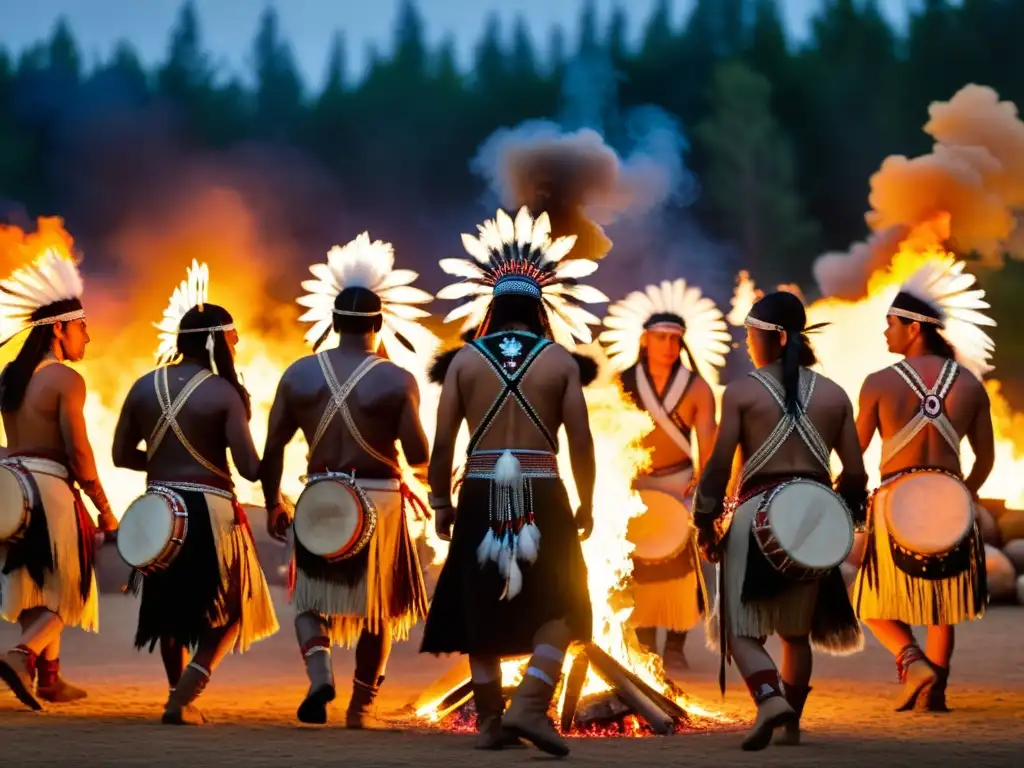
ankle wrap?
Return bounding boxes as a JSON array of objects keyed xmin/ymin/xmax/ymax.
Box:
[
  {"xmin": 301, "ymin": 635, "xmax": 331, "ymax": 659},
  {"xmin": 36, "ymin": 657, "xmax": 60, "ymax": 687},
  {"xmin": 744, "ymin": 669, "xmax": 783, "ymax": 704},
  {"xmin": 12, "ymin": 645, "xmax": 37, "ymax": 678},
  {"xmin": 896, "ymin": 644, "xmax": 925, "ymax": 684}
]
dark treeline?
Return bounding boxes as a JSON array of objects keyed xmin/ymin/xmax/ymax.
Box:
[{"xmin": 2, "ymin": 0, "xmax": 1024, "ymax": 382}]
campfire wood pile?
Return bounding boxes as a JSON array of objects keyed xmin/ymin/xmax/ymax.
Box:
[{"xmin": 414, "ymin": 643, "xmax": 698, "ymax": 736}]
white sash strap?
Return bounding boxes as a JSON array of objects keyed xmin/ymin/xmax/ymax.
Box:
[
  {"xmin": 309, "ymin": 353, "xmax": 399, "ymax": 472},
  {"xmin": 147, "ymin": 367, "xmax": 232, "ymax": 481},
  {"xmin": 740, "ymin": 369, "xmax": 829, "ymax": 487},
  {"xmin": 636, "ymin": 364, "xmax": 692, "ymax": 457},
  {"xmin": 881, "ymin": 359, "xmax": 961, "ymax": 466}
]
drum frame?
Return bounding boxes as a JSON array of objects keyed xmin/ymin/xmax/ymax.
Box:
[
  {"xmin": 117, "ymin": 486, "xmax": 189, "ymax": 576},
  {"xmin": 878, "ymin": 468, "xmax": 977, "ymax": 580},
  {"xmin": 0, "ymin": 460, "xmax": 37, "ymax": 545},
  {"xmin": 752, "ymin": 479, "xmax": 854, "ymax": 581},
  {"xmin": 294, "ymin": 474, "xmax": 378, "ymax": 563}
]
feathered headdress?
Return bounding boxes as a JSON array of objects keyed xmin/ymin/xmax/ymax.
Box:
[
  {"xmin": 0, "ymin": 247, "xmax": 86, "ymax": 348},
  {"xmin": 599, "ymin": 279, "xmax": 732, "ymax": 385},
  {"xmin": 296, "ymin": 233, "xmax": 438, "ymax": 370},
  {"xmin": 436, "ymin": 207, "xmax": 608, "ymax": 349},
  {"xmin": 154, "ymin": 259, "xmax": 233, "ymax": 366},
  {"xmin": 888, "ymin": 258, "xmax": 996, "ymax": 376}
]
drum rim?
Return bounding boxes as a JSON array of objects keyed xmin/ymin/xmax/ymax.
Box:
[
  {"xmin": 116, "ymin": 487, "xmax": 185, "ymax": 567},
  {"xmin": 0, "ymin": 463, "xmax": 32, "ymax": 540},
  {"xmin": 629, "ymin": 487, "xmax": 694, "ymax": 563},
  {"xmin": 294, "ymin": 476, "xmax": 378, "ymax": 560},
  {"xmin": 882, "ymin": 470, "xmax": 974, "ymax": 554},
  {"xmin": 760, "ymin": 478, "xmax": 854, "ymax": 569}
]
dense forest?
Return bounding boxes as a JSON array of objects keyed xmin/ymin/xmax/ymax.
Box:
[{"xmin": 2, "ymin": 0, "xmax": 1023, "ymax": 386}]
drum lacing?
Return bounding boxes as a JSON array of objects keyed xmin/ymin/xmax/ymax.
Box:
[
  {"xmin": 881, "ymin": 360, "xmax": 961, "ymax": 466},
  {"xmin": 740, "ymin": 368, "xmax": 831, "ymax": 488}
]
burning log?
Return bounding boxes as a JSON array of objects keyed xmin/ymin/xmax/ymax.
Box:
[
  {"xmin": 415, "ymin": 643, "xmax": 694, "ymax": 736},
  {"xmin": 585, "ymin": 644, "xmax": 673, "ymax": 735},
  {"xmin": 559, "ymin": 648, "xmax": 590, "ymax": 732}
]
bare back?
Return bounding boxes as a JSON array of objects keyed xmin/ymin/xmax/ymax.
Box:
[
  {"xmin": 454, "ymin": 342, "xmax": 572, "ymax": 452},
  {"xmin": 860, "ymin": 355, "xmax": 988, "ymax": 476},
  {"xmin": 113, "ymin": 362, "xmax": 259, "ymax": 485},
  {"xmin": 1, "ymin": 361, "xmax": 71, "ymax": 459},
  {"xmin": 733, "ymin": 366, "xmax": 852, "ymax": 479},
  {"xmin": 274, "ymin": 348, "xmax": 427, "ymax": 477}
]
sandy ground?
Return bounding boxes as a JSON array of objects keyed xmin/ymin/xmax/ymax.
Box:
[{"xmin": 1, "ymin": 585, "xmax": 1022, "ymax": 767}]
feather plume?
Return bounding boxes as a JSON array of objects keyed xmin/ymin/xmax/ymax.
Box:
[
  {"xmin": 436, "ymin": 206, "xmax": 608, "ymax": 350},
  {"xmin": 153, "ymin": 259, "xmax": 212, "ymax": 364},
  {"xmin": 0, "ymin": 246, "xmax": 86, "ymax": 348},
  {"xmin": 598, "ymin": 278, "xmax": 732, "ymax": 386},
  {"xmin": 895, "ymin": 258, "xmax": 996, "ymax": 376},
  {"xmin": 297, "ymin": 232, "xmax": 439, "ymax": 370}
]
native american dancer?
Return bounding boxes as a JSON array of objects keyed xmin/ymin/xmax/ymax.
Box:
[
  {"xmin": 421, "ymin": 207, "xmax": 606, "ymax": 757},
  {"xmin": 599, "ymin": 279, "xmax": 730, "ymax": 673},
  {"xmin": 0, "ymin": 245, "xmax": 116, "ymax": 709},
  {"xmin": 853, "ymin": 261, "xmax": 995, "ymax": 713},
  {"xmin": 111, "ymin": 261, "xmax": 278, "ymax": 725},
  {"xmin": 693, "ymin": 291, "xmax": 867, "ymax": 751},
  {"xmin": 261, "ymin": 234, "xmax": 436, "ymax": 728}
]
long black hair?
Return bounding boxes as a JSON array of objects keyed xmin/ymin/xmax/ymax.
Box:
[
  {"xmin": 747, "ymin": 291, "xmax": 819, "ymax": 416},
  {"xmin": 0, "ymin": 298, "xmax": 83, "ymax": 412},
  {"xmin": 176, "ymin": 304, "xmax": 251, "ymax": 420}
]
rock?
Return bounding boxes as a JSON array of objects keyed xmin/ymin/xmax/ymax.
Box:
[
  {"xmin": 997, "ymin": 510, "xmax": 1024, "ymax": 547},
  {"xmin": 975, "ymin": 503, "xmax": 1001, "ymax": 548},
  {"xmin": 1018, "ymin": 575, "xmax": 1024, "ymax": 606},
  {"xmin": 985, "ymin": 545, "xmax": 1017, "ymax": 602},
  {"xmin": 1003, "ymin": 539, "xmax": 1024, "ymax": 574}
]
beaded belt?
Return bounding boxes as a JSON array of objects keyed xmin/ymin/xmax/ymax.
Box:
[{"xmin": 464, "ymin": 449, "xmax": 559, "ymax": 479}]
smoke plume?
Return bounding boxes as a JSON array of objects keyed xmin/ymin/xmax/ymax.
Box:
[
  {"xmin": 814, "ymin": 84, "xmax": 1024, "ymax": 299},
  {"xmin": 471, "ymin": 56, "xmax": 696, "ymax": 263}
]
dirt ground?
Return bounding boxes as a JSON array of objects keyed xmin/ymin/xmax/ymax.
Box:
[{"xmin": 1, "ymin": 587, "xmax": 1022, "ymax": 767}]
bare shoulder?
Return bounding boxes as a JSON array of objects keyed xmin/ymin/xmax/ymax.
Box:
[
  {"xmin": 721, "ymin": 374, "xmax": 758, "ymax": 408},
  {"xmin": 281, "ymin": 353, "xmax": 321, "ymax": 385},
  {"xmin": 688, "ymin": 373, "xmax": 715, "ymax": 399},
  {"xmin": 44, "ymin": 362, "xmax": 86, "ymax": 395},
  {"xmin": 810, "ymin": 371, "xmax": 854, "ymax": 408},
  {"xmin": 377, "ymin": 358, "xmax": 418, "ymax": 391}
]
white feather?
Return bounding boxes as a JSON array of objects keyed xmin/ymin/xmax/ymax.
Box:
[
  {"xmin": 297, "ymin": 232, "xmax": 438, "ymax": 357},
  {"xmin": 599, "ymin": 278, "xmax": 732, "ymax": 384},
  {"xmin": 896, "ymin": 258, "xmax": 996, "ymax": 376}
]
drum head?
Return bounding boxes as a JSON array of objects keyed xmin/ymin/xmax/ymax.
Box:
[
  {"xmin": 628, "ymin": 488, "xmax": 693, "ymax": 562},
  {"xmin": 886, "ymin": 472, "xmax": 973, "ymax": 555},
  {"xmin": 0, "ymin": 464, "xmax": 27, "ymax": 541},
  {"xmin": 117, "ymin": 493, "xmax": 175, "ymax": 568},
  {"xmin": 766, "ymin": 481, "xmax": 853, "ymax": 569},
  {"xmin": 294, "ymin": 480, "xmax": 366, "ymax": 558}
]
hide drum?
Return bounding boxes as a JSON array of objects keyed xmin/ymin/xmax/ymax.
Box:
[
  {"xmin": 0, "ymin": 461, "xmax": 34, "ymax": 544},
  {"xmin": 116, "ymin": 488, "xmax": 189, "ymax": 575},
  {"xmin": 293, "ymin": 478, "xmax": 377, "ymax": 562},
  {"xmin": 1002, "ymin": 539, "xmax": 1024, "ymax": 574},
  {"xmin": 753, "ymin": 479, "xmax": 854, "ymax": 581},
  {"xmin": 627, "ymin": 488, "xmax": 693, "ymax": 563},
  {"xmin": 886, "ymin": 472, "xmax": 974, "ymax": 555}
]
